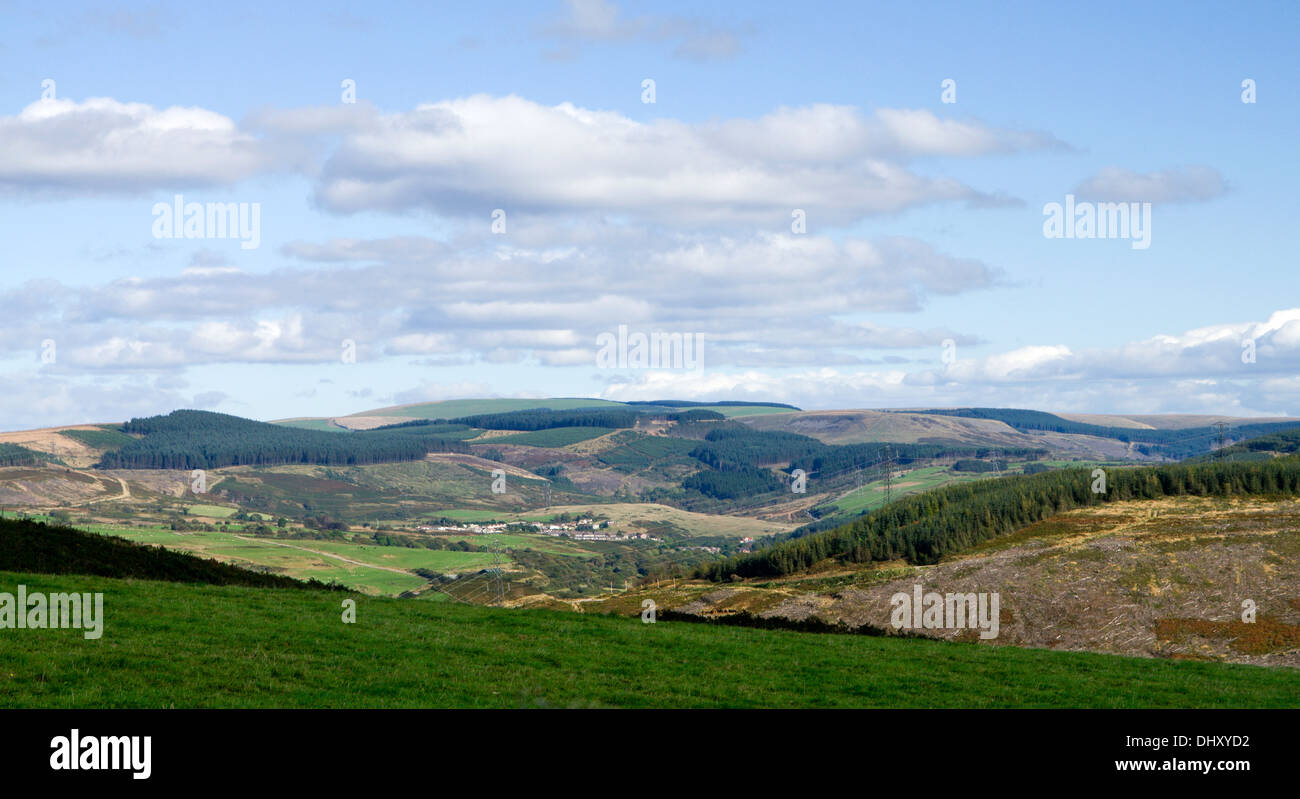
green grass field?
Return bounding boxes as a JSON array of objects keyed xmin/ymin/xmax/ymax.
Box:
[
  {"xmin": 74, "ymin": 523, "xmax": 496, "ymax": 595},
  {"xmin": 816, "ymin": 466, "xmax": 989, "ymax": 518},
  {"xmin": 819, "ymin": 461, "xmax": 1129, "ymax": 520},
  {"xmin": 272, "ymin": 418, "xmax": 350, "ymax": 433},
  {"xmin": 468, "ymin": 533, "xmax": 595, "ymax": 556},
  {"xmin": 2, "ymin": 569, "xmax": 1296, "ymax": 708},
  {"xmin": 186, "ymin": 503, "xmax": 237, "ymax": 518},
  {"xmin": 57, "ymin": 426, "xmax": 137, "ymax": 450},
  {"xmin": 693, "ymin": 405, "xmax": 797, "ymax": 417}
]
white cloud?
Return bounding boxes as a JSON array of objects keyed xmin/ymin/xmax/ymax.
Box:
[
  {"xmin": 546, "ymin": 0, "xmax": 745, "ymax": 62},
  {"xmin": 3, "ymin": 231, "xmax": 996, "ymax": 371},
  {"xmin": 0, "ymin": 371, "xmax": 217, "ymax": 430},
  {"xmin": 0, "ymin": 98, "xmax": 270, "ymax": 193},
  {"xmin": 598, "ymin": 309, "xmax": 1300, "ymax": 416},
  {"xmin": 1074, "ymin": 165, "xmax": 1228, "ymax": 204},
  {"xmin": 0, "ymin": 92, "xmax": 1056, "ymax": 222},
  {"xmin": 311, "ymin": 95, "xmax": 1055, "ymax": 222}
]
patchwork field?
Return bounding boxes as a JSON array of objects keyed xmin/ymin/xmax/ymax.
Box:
[{"xmin": 73, "ymin": 523, "xmax": 497, "ymax": 595}]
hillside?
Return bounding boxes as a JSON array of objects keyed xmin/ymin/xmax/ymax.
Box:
[
  {"xmin": 3, "ymin": 401, "xmax": 1297, "ymax": 607},
  {"xmin": 0, "ymin": 424, "xmax": 122, "ymax": 468},
  {"xmin": 601, "ymin": 494, "xmax": 1300, "ymax": 668},
  {"xmin": 279, "ymin": 397, "xmax": 800, "ymax": 431},
  {"xmin": 580, "ymin": 457, "xmax": 1300, "ymax": 668},
  {"xmin": 101, "ymin": 410, "xmax": 471, "ymax": 469},
  {"xmin": 1191, "ymin": 427, "xmax": 1300, "ymax": 462},
  {"xmin": 2, "ymin": 568, "xmax": 1296, "ymax": 708},
  {"xmin": 704, "ymin": 458, "xmax": 1300, "ymax": 579},
  {"xmin": 4, "ymin": 408, "xmax": 1300, "ymax": 708},
  {"xmin": 740, "ymin": 408, "xmax": 1300, "ymax": 461},
  {"xmin": 911, "ymin": 408, "xmax": 1300, "ymax": 459},
  {"xmin": 0, "ymin": 515, "xmax": 338, "ymax": 589}
]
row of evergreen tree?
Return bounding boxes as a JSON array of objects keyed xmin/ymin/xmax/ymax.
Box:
[
  {"xmin": 682, "ymin": 466, "xmax": 786, "ymax": 499},
  {"xmin": 0, "ymin": 443, "xmax": 51, "ymax": 467},
  {"xmin": 687, "ymin": 425, "xmax": 1044, "ymax": 474},
  {"xmin": 448, "ymin": 407, "xmax": 642, "ymax": 431},
  {"xmin": 100, "ymin": 410, "xmax": 469, "ymax": 469},
  {"xmin": 699, "ymin": 458, "xmax": 1300, "ymax": 580}
]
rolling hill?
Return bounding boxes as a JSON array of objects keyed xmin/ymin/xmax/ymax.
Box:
[
  {"xmin": 4, "ymin": 412, "xmax": 1300, "ymax": 708},
  {"xmin": 0, "ymin": 515, "xmax": 340, "ymax": 590},
  {"xmin": 3, "ymin": 401, "xmax": 1298, "ymax": 608},
  {"xmin": 3, "ymin": 566, "xmax": 1297, "ymax": 707}
]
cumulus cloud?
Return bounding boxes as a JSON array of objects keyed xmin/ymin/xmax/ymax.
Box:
[
  {"xmin": 4, "ymin": 231, "xmax": 994, "ymax": 371},
  {"xmin": 0, "ymin": 98, "xmax": 272, "ymax": 194},
  {"xmin": 1074, "ymin": 165, "xmax": 1228, "ymax": 204},
  {"xmin": 388, "ymin": 381, "xmax": 500, "ymax": 405},
  {"xmin": 0, "ymin": 371, "xmax": 218, "ymax": 429},
  {"xmin": 545, "ymin": 0, "xmax": 746, "ymax": 62},
  {"xmin": 593, "ymin": 309, "xmax": 1300, "ymax": 416},
  {"xmin": 920, "ymin": 310, "xmax": 1300, "ymax": 386},
  {"xmin": 0, "ymin": 91, "xmax": 1057, "ymax": 223},
  {"xmin": 310, "ymin": 95, "xmax": 1056, "ymax": 222}
]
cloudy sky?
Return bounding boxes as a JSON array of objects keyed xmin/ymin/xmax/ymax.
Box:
[{"xmin": 2, "ymin": 0, "xmax": 1298, "ymax": 429}]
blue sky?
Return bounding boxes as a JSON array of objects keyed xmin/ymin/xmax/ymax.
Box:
[{"xmin": 1, "ymin": 0, "xmax": 1297, "ymax": 428}]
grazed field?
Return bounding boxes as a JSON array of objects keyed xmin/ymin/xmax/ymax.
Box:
[
  {"xmin": 427, "ymin": 502, "xmax": 793, "ymax": 539},
  {"xmin": 4, "ymin": 569, "xmax": 1297, "ymax": 708},
  {"xmin": 814, "ymin": 465, "xmax": 991, "ymax": 519},
  {"xmin": 75, "ymin": 523, "xmax": 496, "ymax": 595},
  {"xmin": 532, "ymin": 502, "xmax": 796, "ymax": 538}
]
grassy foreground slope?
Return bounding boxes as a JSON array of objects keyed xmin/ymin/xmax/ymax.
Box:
[{"xmin": 2, "ymin": 569, "xmax": 1297, "ymax": 708}]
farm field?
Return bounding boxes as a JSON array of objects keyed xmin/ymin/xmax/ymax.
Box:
[
  {"xmin": 426, "ymin": 502, "xmax": 794, "ymax": 539},
  {"xmin": 73, "ymin": 523, "xmax": 497, "ymax": 595},
  {"xmin": 815, "ymin": 466, "xmax": 988, "ymax": 518},
  {"xmin": 187, "ymin": 503, "xmax": 237, "ymax": 518},
  {"xmin": 3, "ymin": 568, "xmax": 1296, "ymax": 708},
  {"xmin": 438, "ymin": 532, "xmax": 595, "ymax": 557},
  {"xmin": 814, "ymin": 461, "xmax": 1139, "ymax": 521}
]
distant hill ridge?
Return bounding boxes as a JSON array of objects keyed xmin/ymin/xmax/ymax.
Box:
[
  {"xmin": 1186, "ymin": 427, "xmax": 1300, "ymax": 463},
  {"xmin": 98, "ymin": 410, "xmax": 470, "ymax": 470},
  {"xmin": 913, "ymin": 407, "xmax": 1300, "ymax": 459}
]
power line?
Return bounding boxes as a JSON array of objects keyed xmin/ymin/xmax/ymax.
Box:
[
  {"xmin": 878, "ymin": 444, "xmax": 895, "ymax": 505},
  {"xmin": 1213, "ymin": 421, "xmax": 1230, "ymax": 460},
  {"xmin": 488, "ymin": 534, "xmax": 506, "ymax": 606},
  {"xmin": 988, "ymin": 448, "xmax": 1003, "ymax": 478}
]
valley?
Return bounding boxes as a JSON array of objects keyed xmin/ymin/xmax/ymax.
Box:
[{"xmin": 3, "ymin": 397, "xmax": 1299, "ymax": 698}]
